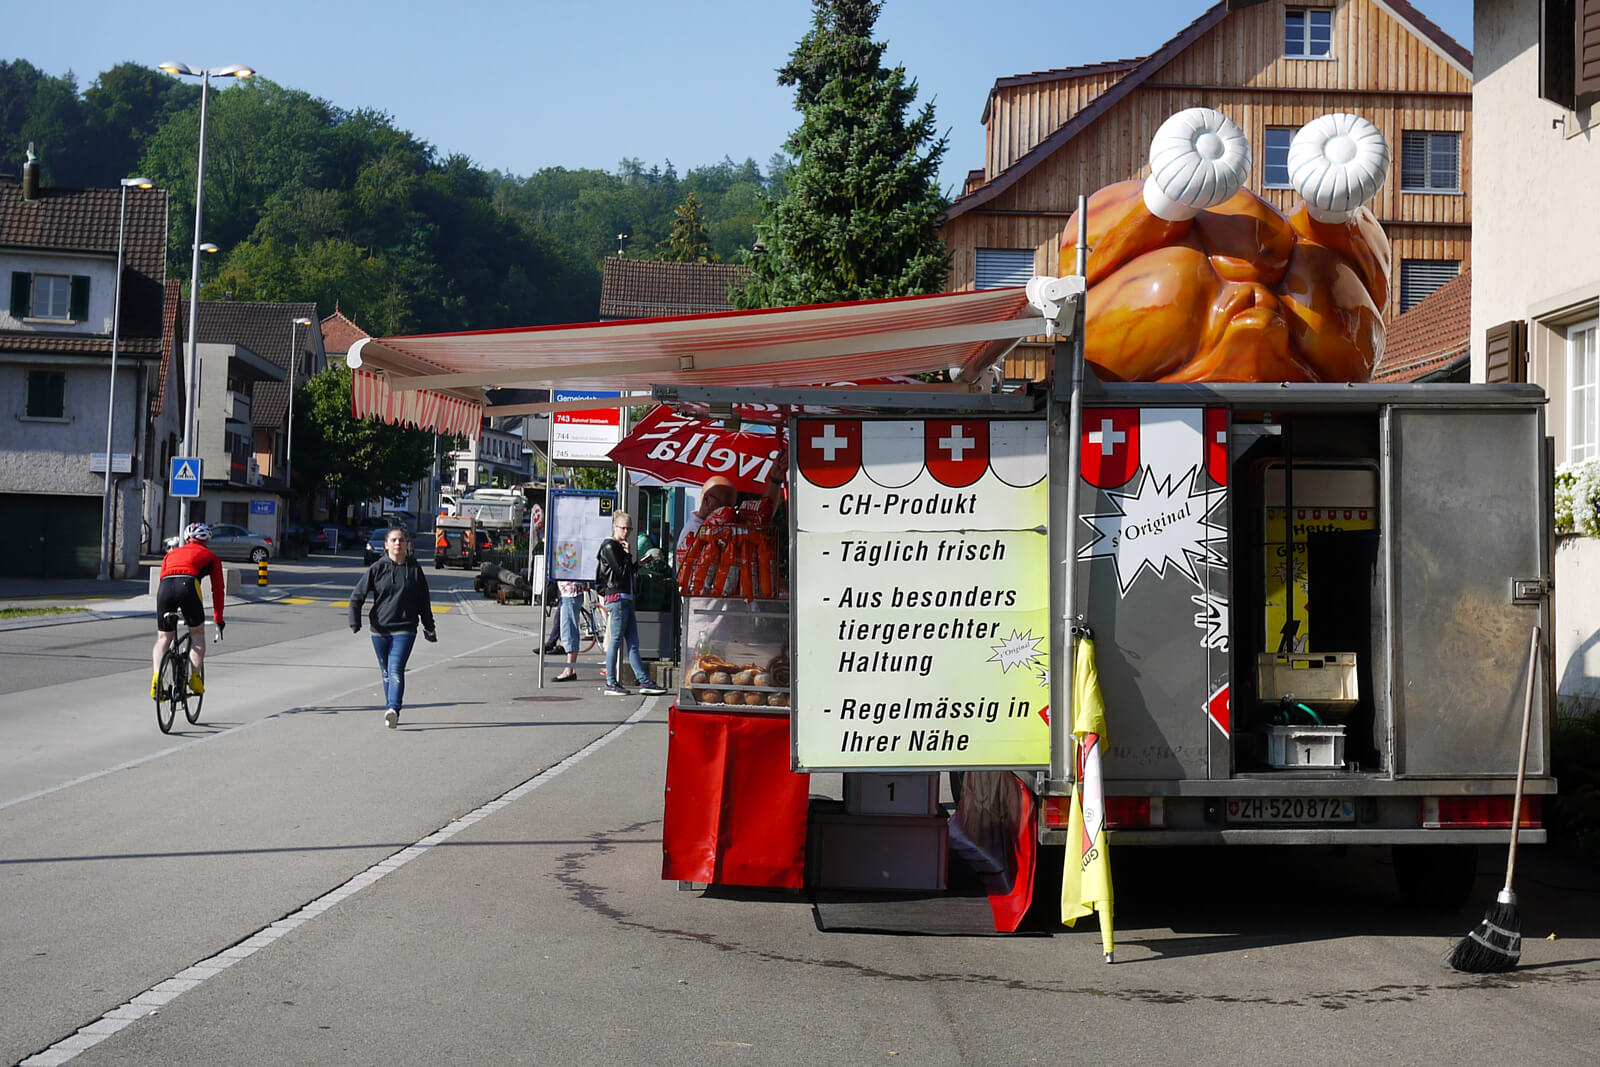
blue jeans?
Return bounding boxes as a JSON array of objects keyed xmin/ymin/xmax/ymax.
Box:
[
  {"xmin": 559, "ymin": 595, "xmax": 580, "ymax": 652},
  {"xmin": 604, "ymin": 597, "xmax": 651, "ymax": 688},
  {"xmin": 371, "ymin": 630, "xmax": 417, "ymax": 711}
]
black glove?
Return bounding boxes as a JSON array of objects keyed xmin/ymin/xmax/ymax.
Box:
[
  {"xmin": 351, "ymin": 624, "xmax": 361, "ymax": 633},
  {"xmin": 216, "ymin": 620, "xmax": 226, "ymax": 634},
  {"xmin": 423, "ymin": 630, "xmax": 437, "ymax": 643}
]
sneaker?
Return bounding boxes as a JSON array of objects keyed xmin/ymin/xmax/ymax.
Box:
[
  {"xmin": 602, "ymin": 683, "xmax": 629, "ymax": 696},
  {"xmin": 636, "ymin": 681, "xmax": 669, "ymax": 695},
  {"xmin": 385, "ymin": 708, "xmax": 399, "ymax": 729},
  {"xmin": 189, "ymin": 671, "xmax": 204, "ymax": 695},
  {"xmin": 150, "ymin": 672, "xmax": 162, "ymax": 700}
]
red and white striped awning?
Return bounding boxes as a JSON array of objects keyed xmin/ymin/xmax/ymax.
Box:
[
  {"xmin": 346, "ymin": 287, "xmax": 1055, "ymax": 436},
  {"xmin": 351, "ymin": 367, "xmax": 485, "ymax": 440}
]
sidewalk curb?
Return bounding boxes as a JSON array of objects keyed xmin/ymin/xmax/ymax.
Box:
[{"xmin": 0, "ymin": 589, "xmax": 293, "ymax": 633}]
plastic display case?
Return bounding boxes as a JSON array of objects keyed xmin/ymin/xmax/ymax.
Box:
[{"xmin": 678, "ymin": 597, "xmax": 791, "ymax": 713}]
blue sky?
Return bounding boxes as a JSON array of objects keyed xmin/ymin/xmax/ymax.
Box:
[{"xmin": 13, "ymin": 0, "xmax": 1472, "ymax": 195}]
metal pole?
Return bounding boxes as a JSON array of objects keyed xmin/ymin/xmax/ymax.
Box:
[
  {"xmin": 535, "ymin": 429, "xmax": 554, "ymax": 688},
  {"xmin": 285, "ymin": 317, "xmax": 310, "ymax": 495},
  {"xmin": 99, "ymin": 183, "xmax": 132, "ymax": 580},
  {"xmin": 178, "ymin": 69, "xmax": 211, "ymax": 532},
  {"xmin": 1052, "ymin": 194, "xmax": 1091, "ymax": 785}
]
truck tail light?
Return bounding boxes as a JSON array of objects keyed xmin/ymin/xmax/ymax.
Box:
[
  {"xmin": 1422, "ymin": 796, "xmax": 1542, "ymax": 829},
  {"xmin": 1042, "ymin": 795, "xmax": 1163, "ymax": 829}
]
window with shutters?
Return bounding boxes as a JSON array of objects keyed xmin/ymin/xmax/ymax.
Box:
[
  {"xmin": 1569, "ymin": 318, "xmax": 1599, "ymax": 462},
  {"xmin": 1263, "ymin": 127, "xmax": 1294, "ymax": 188},
  {"xmin": 974, "ymin": 249, "xmax": 1034, "ymax": 290},
  {"xmin": 25, "ymin": 370, "xmax": 66, "ymax": 419},
  {"xmin": 1541, "ymin": 0, "xmax": 1600, "ymax": 108},
  {"xmin": 1400, "ymin": 131, "xmax": 1461, "ymax": 193},
  {"xmin": 1399, "ymin": 260, "xmax": 1459, "ymax": 312},
  {"xmin": 1285, "ymin": 8, "xmax": 1333, "ymax": 58},
  {"xmin": 10, "ymin": 271, "xmax": 90, "ymax": 322}
]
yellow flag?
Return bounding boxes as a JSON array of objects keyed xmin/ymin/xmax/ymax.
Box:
[{"xmin": 1061, "ymin": 635, "xmax": 1114, "ymax": 960}]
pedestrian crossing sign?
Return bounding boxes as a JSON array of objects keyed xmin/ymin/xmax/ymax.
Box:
[{"xmin": 170, "ymin": 457, "xmax": 202, "ymax": 498}]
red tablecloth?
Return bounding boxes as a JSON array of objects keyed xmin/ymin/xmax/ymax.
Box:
[{"xmin": 662, "ymin": 705, "xmax": 810, "ymax": 888}]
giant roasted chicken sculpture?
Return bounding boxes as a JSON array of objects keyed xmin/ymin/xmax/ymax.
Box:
[{"xmin": 1061, "ymin": 109, "xmax": 1393, "ymax": 383}]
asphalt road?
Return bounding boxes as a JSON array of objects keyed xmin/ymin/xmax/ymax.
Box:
[{"xmin": 2, "ymin": 556, "xmax": 1599, "ymax": 1065}]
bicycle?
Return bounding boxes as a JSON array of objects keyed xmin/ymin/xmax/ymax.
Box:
[{"xmin": 155, "ymin": 612, "xmax": 220, "ymax": 733}]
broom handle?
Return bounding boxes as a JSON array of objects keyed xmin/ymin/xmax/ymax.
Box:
[{"xmin": 1503, "ymin": 625, "xmax": 1541, "ymax": 892}]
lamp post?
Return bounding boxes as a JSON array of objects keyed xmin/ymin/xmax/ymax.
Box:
[
  {"xmin": 284, "ymin": 316, "xmax": 313, "ymax": 494},
  {"xmin": 98, "ymin": 176, "xmax": 155, "ymax": 580},
  {"xmin": 160, "ymin": 60, "xmax": 253, "ymax": 530}
]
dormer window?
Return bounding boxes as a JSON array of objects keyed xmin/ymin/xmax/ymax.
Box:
[
  {"xmin": 1285, "ymin": 7, "xmax": 1333, "ymax": 59},
  {"xmin": 9, "ymin": 271, "xmax": 90, "ymax": 322}
]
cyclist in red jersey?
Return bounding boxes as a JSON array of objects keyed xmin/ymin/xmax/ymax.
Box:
[{"xmin": 152, "ymin": 523, "xmax": 226, "ymax": 698}]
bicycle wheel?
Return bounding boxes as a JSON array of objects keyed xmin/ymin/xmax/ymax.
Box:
[
  {"xmin": 156, "ymin": 653, "xmax": 180, "ymax": 733},
  {"xmin": 185, "ymin": 657, "xmax": 204, "ymax": 725},
  {"xmin": 575, "ymin": 607, "xmax": 599, "ymax": 654}
]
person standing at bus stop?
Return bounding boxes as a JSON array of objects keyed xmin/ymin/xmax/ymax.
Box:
[
  {"xmin": 596, "ymin": 512, "xmax": 669, "ymax": 697},
  {"xmin": 551, "ymin": 579, "xmax": 583, "ymax": 682},
  {"xmin": 350, "ymin": 527, "xmax": 437, "ymax": 728}
]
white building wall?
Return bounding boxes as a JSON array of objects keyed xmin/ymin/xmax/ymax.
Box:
[{"xmin": 1473, "ymin": 0, "xmax": 1600, "ymax": 714}]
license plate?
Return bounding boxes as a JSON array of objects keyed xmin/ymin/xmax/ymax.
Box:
[{"xmin": 1226, "ymin": 797, "xmax": 1354, "ymax": 823}]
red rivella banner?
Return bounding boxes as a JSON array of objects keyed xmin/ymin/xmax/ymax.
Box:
[{"xmin": 608, "ymin": 405, "xmax": 785, "ymax": 494}]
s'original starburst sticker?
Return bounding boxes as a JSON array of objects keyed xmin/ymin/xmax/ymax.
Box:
[
  {"xmin": 1080, "ymin": 465, "xmax": 1225, "ymax": 595},
  {"xmin": 988, "ymin": 629, "xmax": 1044, "ymax": 673}
]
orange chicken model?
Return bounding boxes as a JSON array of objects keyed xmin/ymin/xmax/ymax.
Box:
[{"xmin": 1060, "ymin": 108, "xmax": 1392, "ymax": 383}]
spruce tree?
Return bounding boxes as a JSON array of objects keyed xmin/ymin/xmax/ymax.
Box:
[
  {"xmin": 733, "ymin": 0, "xmax": 950, "ymax": 309},
  {"xmin": 658, "ymin": 190, "xmax": 719, "ymax": 263}
]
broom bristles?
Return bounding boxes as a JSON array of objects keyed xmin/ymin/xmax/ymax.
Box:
[{"xmin": 1447, "ymin": 893, "xmax": 1521, "ymax": 973}]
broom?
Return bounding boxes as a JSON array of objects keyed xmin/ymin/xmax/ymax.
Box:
[{"xmin": 1447, "ymin": 625, "xmax": 1540, "ymax": 973}]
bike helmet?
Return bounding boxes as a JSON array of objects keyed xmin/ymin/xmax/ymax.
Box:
[{"xmin": 183, "ymin": 522, "xmax": 212, "ymax": 543}]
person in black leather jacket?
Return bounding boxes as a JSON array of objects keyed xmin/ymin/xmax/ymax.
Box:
[
  {"xmin": 350, "ymin": 527, "xmax": 437, "ymax": 728},
  {"xmin": 595, "ymin": 512, "xmax": 667, "ymax": 696}
]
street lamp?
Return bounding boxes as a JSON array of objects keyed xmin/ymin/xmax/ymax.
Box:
[
  {"xmin": 98, "ymin": 176, "xmax": 154, "ymax": 580},
  {"xmin": 284, "ymin": 316, "xmax": 313, "ymax": 494},
  {"xmin": 160, "ymin": 60, "xmax": 254, "ymax": 530}
]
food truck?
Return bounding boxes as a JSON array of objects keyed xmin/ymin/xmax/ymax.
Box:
[{"xmin": 344, "ymin": 109, "xmax": 1554, "ymax": 924}]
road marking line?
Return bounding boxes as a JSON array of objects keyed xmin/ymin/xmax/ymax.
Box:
[
  {"xmin": 1, "ymin": 594, "xmax": 512, "ymax": 813},
  {"xmin": 20, "ymin": 695, "xmax": 662, "ymax": 1066}
]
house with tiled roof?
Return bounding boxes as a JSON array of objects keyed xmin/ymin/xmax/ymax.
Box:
[
  {"xmin": 597, "ymin": 255, "xmax": 751, "ymax": 553},
  {"xmin": 0, "ymin": 152, "xmax": 173, "ymax": 578},
  {"xmin": 1372, "ymin": 268, "xmax": 1470, "ymax": 382},
  {"xmin": 941, "ymin": 0, "xmax": 1472, "ymax": 381},
  {"xmin": 178, "ymin": 298, "xmax": 324, "ymax": 539}
]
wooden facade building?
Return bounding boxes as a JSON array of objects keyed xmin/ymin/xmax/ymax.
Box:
[{"xmin": 940, "ymin": 0, "xmax": 1472, "ymax": 380}]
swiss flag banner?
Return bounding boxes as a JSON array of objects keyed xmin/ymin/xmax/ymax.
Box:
[
  {"xmin": 796, "ymin": 420, "xmax": 862, "ymax": 488},
  {"xmin": 1081, "ymin": 409, "xmax": 1140, "ymax": 489},
  {"xmin": 923, "ymin": 420, "xmax": 990, "ymax": 488},
  {"xmin": 1205, "ymin": 408, "xmax": 1229, "ymax": 487}
]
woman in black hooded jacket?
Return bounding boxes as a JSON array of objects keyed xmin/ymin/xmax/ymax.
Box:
[{"xmin": 350, "ymin": 527, "xmax": 436, "ymax": 728}]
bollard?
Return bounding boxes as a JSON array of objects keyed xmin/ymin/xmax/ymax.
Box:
[{"xmin": 257, "ymin": 559, "xmax": 268, "ymax": 586}]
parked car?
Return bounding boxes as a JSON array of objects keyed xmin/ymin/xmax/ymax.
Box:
[
  {"xmin": 165, "ymin": 523, "xmax": 274, "ymax": 562},
  {"xmin": 363, "ymin": 527, "xmax": 417, "ymax": 566},
  {"xmin": 283, "ymin": 521, "xmax": 331, "ymax": 553}
]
